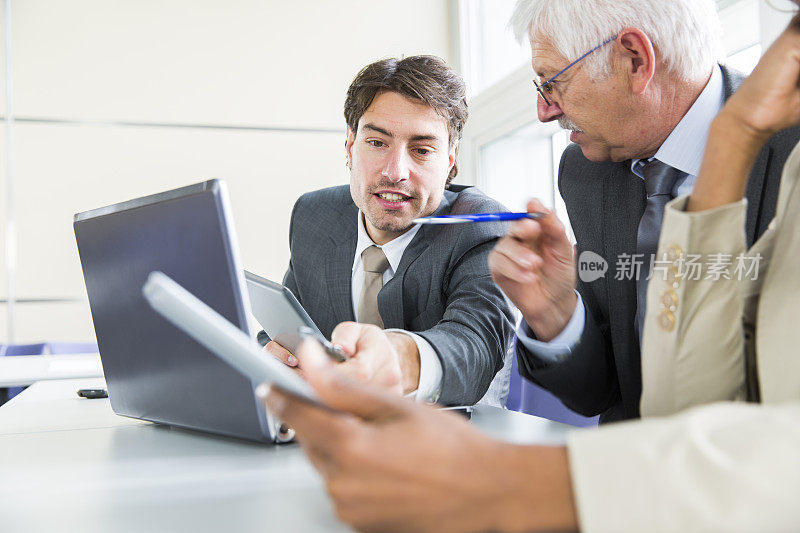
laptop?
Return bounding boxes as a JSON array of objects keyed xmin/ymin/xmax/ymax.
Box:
[{"xmin": 74, "ymin": 179, "xmax": 278, "ymax": 443}]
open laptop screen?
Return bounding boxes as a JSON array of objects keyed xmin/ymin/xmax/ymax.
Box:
[{"xmin": 74, "ymin": 180, "xmax": 272, "ymax": 442}]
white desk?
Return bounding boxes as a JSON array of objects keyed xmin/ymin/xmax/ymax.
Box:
[
  {"xmin": 0, "ymin": 353, "xmax": 103, "ymax": 387},
  {"xmin": 0, "ymin": 378, "xmax": 573, "ymax": 533}
]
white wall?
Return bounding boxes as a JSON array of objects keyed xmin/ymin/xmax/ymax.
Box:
[{"xmin": 0, "ymin": 0, "xmax": 454, "ymax": 342}]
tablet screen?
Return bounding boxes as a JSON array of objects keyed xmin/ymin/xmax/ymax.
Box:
[{"xmin": 244, "ymin": 270, "xmax": 322, "ymax": 354}]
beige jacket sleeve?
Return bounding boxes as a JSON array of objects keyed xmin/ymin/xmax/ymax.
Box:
[
  {"xmin": 567, "ymin": 401, "xmax": 800, "ymax": 533},
  {"xmin": 639, "ymin": 196, "xmax": 748, "ymax": 417}
]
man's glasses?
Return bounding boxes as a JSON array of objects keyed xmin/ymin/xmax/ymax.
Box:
[{"xmin": 533, "ymin": 35, "xmax": 619, "ymax": 106}]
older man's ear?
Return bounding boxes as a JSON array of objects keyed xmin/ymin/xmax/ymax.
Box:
[{"xmin": 615, "ymin": 27, "xmax": 657, "ymax": 94}]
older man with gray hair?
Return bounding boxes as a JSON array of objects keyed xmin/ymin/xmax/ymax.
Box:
[{"xmin": 489, "ymin": 0, "xmax": 800, "ymax": 423}]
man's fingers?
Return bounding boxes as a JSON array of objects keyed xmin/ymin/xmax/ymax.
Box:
[
  {"xmin": 506, "ymin": 217, "xmax": 543, "ymax": 247},
  {"xmin": 265, "ymin": 341, "xmax": 298, "ymax": 367},
  {"xmin": 492, "ymin": 236, "xmax": 543, "ymax": 271},
  {"xmin": 526, "ymin": 199, "xmax": 574, "ymax": 257},
  {"xmin": 296, "ymin": 339, "xmax": 411, "ymax": 422},
  {"xmin": 489, "ymin": 245, "xmax": 539, "ymax": 284},
  {"xmin": 330, "ymin": 321, "xmax": 379, "ymax": 357}
]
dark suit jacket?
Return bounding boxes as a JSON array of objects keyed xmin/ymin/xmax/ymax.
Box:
[
  {"xmin": 516, "ymin": 65, "xmax": 800, "ymax": 423},
  {"xmin": 282, "ymin": 184, "xmax": 516, "ymax": 406}
]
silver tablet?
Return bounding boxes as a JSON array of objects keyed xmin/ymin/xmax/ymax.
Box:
[{"xmin": 244, "ymin": 270, "xmax": 323, "ymax": 355}]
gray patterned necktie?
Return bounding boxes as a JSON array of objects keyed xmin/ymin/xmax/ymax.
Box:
[
  {"xmin": 635, "ymin": 159, "xmax": 686, "ymax": 343},
  {"xmin": 357, "ymin": 245, "xmax": 390, "ymax": 328}
]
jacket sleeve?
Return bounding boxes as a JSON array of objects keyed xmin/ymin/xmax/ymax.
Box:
[
  {"xmin": 515, "ymin": 306, "xmax": 620, "ymax": 417},
  {"xmin": 568, "ymin": 401, "xmax": 800, "ymax": 533},
  {"xmin": 282, "ymin": 196, "xmax": 302, "ymax": 303},
  {"xmin": 640, "ymin": 195, "xmax": 748, "ymax": 417},
  {"xmin": 416, "ymin": 236, "xmax": 516, "ymax": 406}
]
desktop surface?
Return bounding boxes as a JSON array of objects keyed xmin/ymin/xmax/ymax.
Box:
[{"xmin": 0, "ymin": 378, "xmax": 573, "ymax": 533}]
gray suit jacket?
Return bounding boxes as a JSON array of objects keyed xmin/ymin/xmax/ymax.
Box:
[
  {"xmin": 516, "ymin": 65, "xmax": 800, "ymax": 423},
  {"xmin": 282, "ymin": 184, "xmax": 516, "ymax": 406}
]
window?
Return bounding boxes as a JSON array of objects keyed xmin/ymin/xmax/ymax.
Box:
[
  {"xmin": 719, "ymin": 0, "xmax": 761, "ymax": 73},
  {"xmin": 478, "ymin": 124, "xmax": 574, "ymax": 241},
  {"xmin": 726, "ymin": 43, "xmax": 762, "ymax": 74},
  {"xmin": 458, "ymin": 0, "xmax": 529, "ymax": 97}
]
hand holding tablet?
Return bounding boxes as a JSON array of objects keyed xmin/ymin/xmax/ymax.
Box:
[{"xmin": 244, "ymin": 270, "xmax": 348, "ymax": 362}]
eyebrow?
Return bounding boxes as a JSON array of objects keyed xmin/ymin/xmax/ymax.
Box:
[
  {"xmin": 363, "ymin": 124, "xmax": 393, "ymax": 137},
  {"xmin": 534, "ymin": 66, "xmax": 555, "ymax": 80},
  {"xmin": 362, "ymin": 123, "xmax": 443, "ymax": 143}
]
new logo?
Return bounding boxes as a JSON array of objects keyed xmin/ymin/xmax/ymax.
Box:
[{"xmin": 578, "ymin": 251, "xmax": 608, "ymax": 283}]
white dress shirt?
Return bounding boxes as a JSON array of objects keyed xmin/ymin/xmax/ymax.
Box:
[
  {"xmin": 518, "ymin": 65, "xmax": 725, "ymax": 360},
  {"xmin": 351, "ymin": 211, "xmax": 443, "ymax": 402}
]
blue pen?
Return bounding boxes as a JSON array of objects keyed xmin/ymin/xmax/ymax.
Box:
[{"xmin": 412, "ymin": 212, "xmax": 547, "ymax": 225}]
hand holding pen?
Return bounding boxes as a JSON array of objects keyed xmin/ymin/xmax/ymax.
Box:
[{"xmin": 487, "ymin": 199, "xmax": 578, "ymax": 342}]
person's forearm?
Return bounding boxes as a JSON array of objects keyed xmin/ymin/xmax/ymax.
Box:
[
  {"xmin": 490, "ymin": 444, "xmax": 579, "ymax": 532},
  {"xmin": 386, "ymin": 331, "xmax": 421, "ymax": 394},
  {"xmin": 688, "ymin": 111, "xmax": 772, "ymax": 212}
]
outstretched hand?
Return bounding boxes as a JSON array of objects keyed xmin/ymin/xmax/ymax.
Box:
[
  {"xmin": 489, "ymin": 199, "xmax": 576, "ymax": 341},
  {"xmin": 265, "ymin": 323, "xmax": 405, "ymax": 395}
]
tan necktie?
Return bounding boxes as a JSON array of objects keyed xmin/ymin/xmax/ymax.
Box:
[{"xmin": 357, "ymin": 245, "xmax": 390, "ymax": 328}]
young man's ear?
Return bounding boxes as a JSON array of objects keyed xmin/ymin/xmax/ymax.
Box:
[
  {"xmin": 345, "ymin": 126, "xmax": 356, "ymax": 168},
  {"xmin": 447, "ymin": 142, "xmax": 458, "ymax": 176},
  {"xmin": 615, "ymin": 27, "xmax": 656, "ymax": 94}
]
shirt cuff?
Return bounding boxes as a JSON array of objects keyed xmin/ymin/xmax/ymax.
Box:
[
  {"xmin": 386, "ymin": 329, "xmax": 442, "ymax": 403},
  {"xmin": 516, "ymin": 291, "xmax": 585, "ymax": 363}
]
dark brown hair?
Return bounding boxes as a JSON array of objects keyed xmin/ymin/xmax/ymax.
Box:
[{"xmin": 344, "ymin": 55, "xmax": 468, "ymax": 184}]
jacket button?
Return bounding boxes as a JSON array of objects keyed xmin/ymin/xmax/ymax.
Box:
[
  {"xmin": 665, "ymin": 244, "xmax": 683, "ymax": 264},
  {"xmin": 661, "ymin": 289, "xmax": 678, "ymax": 312},
  {"xmin": 658, "ymin": 309, "xmax": 675, "ymax": 332}
]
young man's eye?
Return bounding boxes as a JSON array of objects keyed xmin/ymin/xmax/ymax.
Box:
[{"xmin": 368, "ymin": 140, "xmax": 386, "ymax": 148}]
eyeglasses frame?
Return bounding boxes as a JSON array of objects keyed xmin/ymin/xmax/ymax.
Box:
[{"xmin": 533, "ymin": 34, "xmax": 619, "ymax": 106}]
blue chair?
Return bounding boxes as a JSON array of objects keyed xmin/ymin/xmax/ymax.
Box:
[
  {"xmin": 1, "ymin": 342, "xmax": 99, "ymax": 402},
  {"xmin": 46, "ymin": 341, "xmax": 98, "ymax": 354},
  {"xmin": 506, "ymin": 351, "xmax": 599, "ymax": 428},
  {"xmin": 1, "ymin": 343, "xmax": 48, "ymax": 401}
]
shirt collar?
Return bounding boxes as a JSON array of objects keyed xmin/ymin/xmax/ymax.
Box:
[
  {"xmin": 631, "ymin": 64, "xmax": 724, "ymax": 179},
  {"xmin": 353, "ymin": 211, "xmax": 422, "ymax": 274}
]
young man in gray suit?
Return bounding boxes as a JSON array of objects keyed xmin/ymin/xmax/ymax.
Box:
[
  {"xmin": 489, "ymin": 0, "xmax": 800, "ymax": 422},
  {"xmin": 266, "ymin": 56, "xmax": 516, "ymax": 407}
]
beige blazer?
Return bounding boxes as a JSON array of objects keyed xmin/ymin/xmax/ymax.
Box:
[
  {"xmin": 641, "ymin": 142, "xmax": 800, "ymax": 415},
  {"xmin": 565, "ymin": 143, "xmax": 800, "ymax": 533}
]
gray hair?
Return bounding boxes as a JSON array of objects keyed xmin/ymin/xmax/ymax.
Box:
[{"xmin": 510, "ymin": 0, "xmax": 723, "ymax": 82}]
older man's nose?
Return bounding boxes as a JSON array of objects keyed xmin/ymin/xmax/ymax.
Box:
[{"xmin": 537, "ymin": 95, "xmax": 563, "ymax": 123}]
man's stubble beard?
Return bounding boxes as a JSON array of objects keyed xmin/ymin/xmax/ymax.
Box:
[{"xmin": 363, "ymin": 203, "xmax": 416, "ymax": 235}]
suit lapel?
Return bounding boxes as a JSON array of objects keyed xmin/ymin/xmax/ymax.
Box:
[
  {"xmin": 603, "ymin": 163, "xmax": 646, "ymax": 399},
  {"xmin": 325, "ymin": 207, "xmax": 358, "ymax": 324}
]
